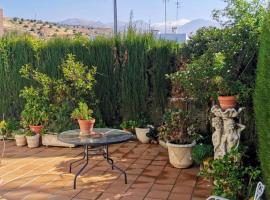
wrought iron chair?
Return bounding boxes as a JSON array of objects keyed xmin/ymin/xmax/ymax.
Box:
[{"xmin": 207, "ymin": 182, "xmax": 265, "ymax": 200}]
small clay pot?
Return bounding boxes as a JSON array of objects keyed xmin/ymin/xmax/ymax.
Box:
[
  {"xmin": 29, "ymin": 125, "xmax": 44, "ymax": 134},
  {"xmin": 78, "ymin": 119, "xmax": 95, "ymax": 134},
  {"xmin": 218, "ymin": 96, "xmax": 237, "ymax": 110}
]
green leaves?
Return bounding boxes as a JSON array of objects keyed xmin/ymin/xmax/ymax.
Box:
[
  {"xmin": 254, "ymin": 7, "xmax": 270, "ymax": 199},
  {"xmin": 200, "ymin": 148, "xmax": 261, "ymax": 199},
  {"xmin": 62, "ymin": 54, "xmax": 97, "ymax": 92},
  {"xmin": 71, "ymin": 102, "xmax": 93, "ymax": 120},
  {"xmin": 20, "ymin": 86, "xmax": 49, "ymax": 127}
]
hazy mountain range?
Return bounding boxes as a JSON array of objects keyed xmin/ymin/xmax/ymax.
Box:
[{"xmin": 59, "ymin": 18, "xmax": 220, "ymax": 34}]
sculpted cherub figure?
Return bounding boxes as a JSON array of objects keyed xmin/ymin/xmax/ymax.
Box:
[{"xmin": 211, "ymin": 117, "xmax": 225, "ymax": 159}]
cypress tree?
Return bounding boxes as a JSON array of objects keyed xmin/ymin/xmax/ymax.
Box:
[{"xmin": 254, "ymin": 8, "xmax": 270, "ymax": 198}]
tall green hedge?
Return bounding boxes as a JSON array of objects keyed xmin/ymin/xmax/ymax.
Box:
[
  {"xmin": 0, "ymin": 33, "xmax": 178, "ymax": 125},
  {"xmin": 254, "ymin": 8, "xmax": 270, "ymax": 199}
]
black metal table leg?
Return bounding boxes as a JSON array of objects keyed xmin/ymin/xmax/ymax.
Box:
[
  {"xmin": 103, "ymin": 145, "xmax": 127, "ymax": 184},
  {"xmin": 73, "ymin": 145, "xmax": 89, "ymax": 189},
  {"xmin": 69, "ymin": 151, "xmax": 86, "ymax": 173}
]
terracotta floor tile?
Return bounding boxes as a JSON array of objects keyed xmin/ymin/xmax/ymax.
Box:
[
  {"xmin": 75, "ymin": 189, "xmax": 102, "ymax": 200},
  {"xmin": 146, "ymin": 190, "xmax": 170, "ymax": 199},
  {"xmin": 125, "ymin": 188, "xmax": 149, "ymax": 197},
  {"xmin": 97, "ymin": 192, "xmax": 122, "ymax": 200},
  {"xmin": 172, "ymin": 185, "xmax": 194, "ymax": 194},
  {"xmin": 168, "ymin": 193, "xmax": 192, "ymax": 200},
  {"xmin": 0, "ymin": 142, "xmax": 212, "ymax": 200},
  {"xmin": 151, "ymin": 184, "xmax": 174, "ymax": 191}
]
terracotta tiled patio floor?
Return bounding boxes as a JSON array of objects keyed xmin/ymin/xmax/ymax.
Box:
[{"xmin": 0, "ymin": 140, "xmax": 212, "ymax": 200}]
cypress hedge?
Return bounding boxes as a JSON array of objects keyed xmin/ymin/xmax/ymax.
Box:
[
  {"xmin": 254, "ymin": 8, "xmax": 270, "ymax": 198},
  {"xmin": 0, "ymin": 33, "xmax": 178, "ymax": 125}
]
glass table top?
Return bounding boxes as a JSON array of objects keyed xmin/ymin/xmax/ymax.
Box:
[{"xmin": 58, "ymin": 128, "xmax": 135, "ymax": 146}]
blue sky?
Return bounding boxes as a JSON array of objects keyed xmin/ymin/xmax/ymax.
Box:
[{"xmin": 0, "ymin": 0, "xmax": 226, "ymax": 23}]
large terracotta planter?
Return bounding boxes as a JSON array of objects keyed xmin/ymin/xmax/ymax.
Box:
[
  {"xmin": 15, "ymin": 135, "xmax": 27, "ymax": 147},
  {"xmin": 29, "ymin": 125, "xmax": 44, "ymax": 134},
  {"xmin": 167, "ymin": 141, "xmax": 196, "ymax": 169},
  {"xmin": 218, "ymin": 96, "xmax": 237, "ymax": 110},
  {"xmin": 135, "ymin": 127, "xmax": 150, "ymax": 143},
  {"xmin": 78, "ymin": 119, "xmax": 95, "ymax": 135},
  {"xmin": 26, "ymin": 134, "xmax": 40, "ymax": 148}
]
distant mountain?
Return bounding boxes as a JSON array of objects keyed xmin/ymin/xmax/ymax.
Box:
[
  {"xmin": 152, "ymin": 19, "xmax": 191, "ymax": 33},
  {"xmin": 58, "ymin": 18, "xmax": 220, "ymax": 34},
  {"xmin": 178, "ymin": 19, "xmax": 220, "ymax": 34},
  {"xmin": 59, "ymin": 18, "xmax": 106, "ymax": 28}
]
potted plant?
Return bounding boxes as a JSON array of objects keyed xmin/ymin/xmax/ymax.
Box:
[
  {"xmin": 20, "ymin": 87, "xmax": 49, "ymax": 134},
  {"xmin": 0, "ymin": 119, "xmax": 20, "ymax": 139},
  {"xmin": 25, "ymin": 130, "xmax": 40, "ymax": 148},
  {"xmin": 71, "ymin": 102, "xmax": 95, "ymax": 135},
  {"xmin": 213, "ymin": 76, "xmax": 247, "ymax": 110},
  {"xmin": 120, "ymin": 120, "xmax": 136, "ymax": 133},
  {"xmin": 163, "ymin": 108, "xmax": 198, "ymax": 168},
  {"xmin": 14, "ymin": 129, "xmax": 27, "ymax": 147},
  {"xmin": 135, "ymin": 118, "xmax": 150, "ymax": 144}
]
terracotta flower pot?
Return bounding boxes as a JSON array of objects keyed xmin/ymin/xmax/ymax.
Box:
[
  {"xmin": 167, "ymin": 141, "xmax": 196, "ymax": 169},
  {"xmin": 29, "ymin": 125, "xmax": 44, "ymax": 134},
  {"xmin": 15, "ymin": 135, "xmax": 27, "ymax": 147},
  {"xmin": 135, "ymin": 127, "xmax": 150, "ymax": 143},
  {"xmin": 78, "ymin": 119, "xmax": 95, "ymax": 135},
  {"xmin": 218, "ymin": 96, "xmax": 237, "ymax": 110},
  {"xmin": 123, "ymin": 128, "xmax": 133, "ymax": 133}
]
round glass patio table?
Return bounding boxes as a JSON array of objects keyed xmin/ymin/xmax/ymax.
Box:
[
  {"xmin": 58, "ymin": 128, "xmax": 134, "ymax": 146},
  {"xmin": 58, "ymin": 128, "xmax": 135, "ymax": 189}
]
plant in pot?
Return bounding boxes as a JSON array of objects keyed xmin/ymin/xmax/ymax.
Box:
[
  {"xmin": 71, "ymin": 102, "xmax": 95, "ymax": 135},
  {"xmin": 164, "ymin": 108, "xmax": 199, "ymax": 168},
  {"xmin": 25, "ymin": 129, "xmax": 40, "ymax": 148},
  {"xmin": 120, "ymin": 120, "xmax": 137, "ymax": 133},
  {"xmin": 14, "ymin": 129, "xmax": 27, "ymax": 147},
  {"xmin": 20, "ymin": 87, "xmax": 49, "ymax": 134},
  {"xmin": 135, "ymin": 118, "xmax": 150, "ymax": 144},
  {"xmin": 0, "ymin": 119, "xmax": 20, "ymax": 139},
  {"xmin": 213, "ymin": 75, "xmax": 247, "ymax": 110}
]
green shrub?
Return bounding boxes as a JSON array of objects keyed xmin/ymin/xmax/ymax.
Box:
[
  {"xmin": 120, "ymin": 120, "xmax": 137, "ymax": 129},
  {"xmin": 0, "ymin": 33, "xmax": 177, "ymax": 126},
  {"xmin": 254, "ymin": 8, "xmax": 270, "ymax": 199},
  {"xmin": 200, "ymin": 148, "xmax": 261, "ymax": 200},
  {"xmin": 191, "ymin": 144, "xmax": 213, "ymax": 165}
]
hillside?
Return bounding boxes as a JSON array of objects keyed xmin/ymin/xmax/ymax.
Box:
[
  {"xmin": 178, "ymin": 19, "xmax": 220, "ymax": 34},
  {"xmin": 3, "ymin": 17, "xmax": 112, "ymax": 38}
]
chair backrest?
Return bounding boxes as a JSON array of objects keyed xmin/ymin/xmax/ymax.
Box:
[{"xmin": 254, "ymin": 182, "xmax": 265, "ymax": 200}]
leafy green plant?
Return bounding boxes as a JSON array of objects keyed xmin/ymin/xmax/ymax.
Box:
[
  {"xmin": 20, "ymin": 87, "xmax": 49, "ymax": 127},
  {"xmin": 167, "ymin": 52, "xmax": 249, "ymax": 104},
  {"xmin": 135, "ymin": 118, "xmax": 148, "ymax": 128},
  {"xmin": 47, "ymin": 103, "xmax": 75, "ymax": 133},
  {"xmin": 20, "ymin": 54, "xmax": 97, "ymax": 132},
  {"xmin": 200, "ymin": 148, "xmax": 261, "ymax": 200},
  {"xmin": 25, "ymin": 129, "xmax": 36, "ymax": 137},
  {"xmin": 0, "ymin": 119, "xmax": 21, "ymax": 138},
  {"xmin": 158, "ymin": 108, "xmax": 198, "ymax": 144},
  {"xmin": 191, "ymin": 144, "xmax": 213, "ymax": 165},
  {"xmin": 120, "ymin": 120, "xmax": 137, "ymax": 129},
  {"xmin": 71, "ymin": 102, "xmax": 93, "ymax": 120},
  {"xmin": 13, "ymin": 129, "xmax": 25, "ymax": 135}
]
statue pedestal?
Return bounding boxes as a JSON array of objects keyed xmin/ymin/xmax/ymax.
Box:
[{"xmin": 211, "ymin": 105, "xmax": 245, "ymax": 159}]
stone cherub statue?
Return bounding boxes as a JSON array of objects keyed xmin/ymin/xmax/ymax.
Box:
[{"xmin": 211, "ymin": 106, "xmax": 246, "ymax": 159}]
